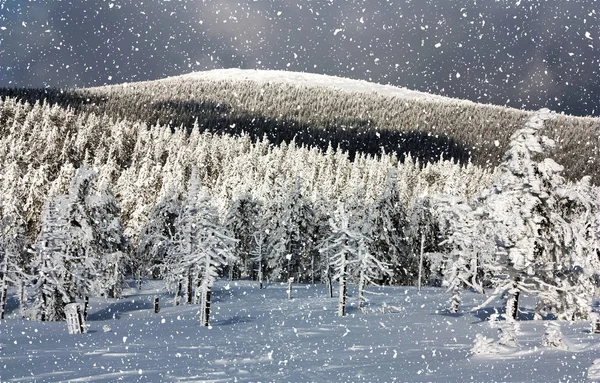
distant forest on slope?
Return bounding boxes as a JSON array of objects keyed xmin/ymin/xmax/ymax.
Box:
[{"xmin": 1, "ymin": 75, "xmax": 598, "ymax": 182}]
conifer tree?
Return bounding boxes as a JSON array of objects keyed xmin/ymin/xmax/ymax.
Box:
[
  {"xmin": 363, "ymin": 169, "xmax": 410, "ymax": 285},
  {"xmin": 224, "ymin": 193, "xmax": 262, "ymax": 279},
  {"xmin": 266, "ymin": 176, "xmax": 316, "ymax": 282}
]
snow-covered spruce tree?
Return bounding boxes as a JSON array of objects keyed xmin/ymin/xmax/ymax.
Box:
[
  {"xmin": 32, "ymin": 166, "xmax": 128, "ymax": 320},
  {"xmin": 32, "ymin": 196, "xmax": 74, "ymax": 321},
  {"xmin": 165, "ymin": 167, "xmax": 204, "ymax": 305},
  {"xmin": 534, "ymin": 176, "xmax": 600, "ymax": 320},
  {"xmin": 321, "ymin": 206, "xmax": 358, "ymax": 317},
  {"xmin": 251, "ymin": 231, "xmax": 268, "ymax": 289},
  {"xmin": 473, "ymin": 109, "xmax": 597, "ymax": 321},
  {"xmin": 407, "ymin": 196, "xmax": 442, "ymax": 289},
  {"xmin": 137, "ymin": 190, "xmax": 181, "ymax": 279},
  {"xmin": 0, "ymin": 203, "xmax": 31, "ymax": 319},
  {"xmin": 354, "ymin": 234, "xmax": 392, "ymax": 309},
  {"xmin": 437, "ymin": 196, "xmax": 497, "ymax": 313},
  {"xmin": 266, "ymin": 176, "xmax": 317, "ymax": 282},
  {"xmin": 165, "ymin": 167, "xmax": 237, "ymax": 324},
  {"xmin": 363, "ymin": 169, "xmax": 410, "ymax": 285},
  {"xmin": 87, "ymin": 187, "xmax": 129, "ymax": 299},
  {"xmin": 224, "ymin": 193, "xmax": 263, "ymax": 279}
]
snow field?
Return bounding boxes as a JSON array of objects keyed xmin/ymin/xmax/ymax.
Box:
[{"xmin": 2, "ymin": 280, "xmax": 600, "ymax": 382}]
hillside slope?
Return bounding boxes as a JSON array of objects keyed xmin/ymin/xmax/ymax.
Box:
[
  {"xmin": 1, "ymin": 69, "xmax": 598, "ymax": 181},
  {"xmin": 81, "ymin": 69, "xmax": 599, "ymax": 182}
]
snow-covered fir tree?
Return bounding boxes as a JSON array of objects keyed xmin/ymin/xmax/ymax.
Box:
[
  {"xmin": 137, "ymin": 190, "xmax": 181, "ymax": 279},
  {"xmin": 321, "ymin": 206, "xmax": 357, "ymax": 317},
  {"xmin": 535, "ymin": 176, "xmax": 600, "ymax": 320},
  {"xmin": 437, "ymin": 196, "xmax": 497, "ymax": 312},
  {"xmin": 0, "ymin": 203, "xmax": 30, "ymax": 319},
  {"xmin": 474, "ymin": 109, "xmax": 599, "ymax": 321},
  {"xmin": 32, "ymin": 166, "xmax": 127, "ymax": 320},
  {"xmin": 363, "ymin": 169, "xmax": 410, "ymax": 285},
  {"xmin": 32, "ymin": 196, "xmax": 74, "ymax": 321},
  {"xmin": 164, "ymin": 167, "xmax": 236, "ymax": 323},
  {"xmin": 266, "ymin": 176, "xmax": 317, "ymax": 282},
  {"xmin": 224, "ymin": 193, "xmax": 263, "ymax": 279},
  {"xmin": 87, "ymin": 187, "xmax": 129, "ymax": 299}
]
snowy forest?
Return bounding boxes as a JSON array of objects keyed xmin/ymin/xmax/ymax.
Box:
[{"xmin": 1, "ymin": 73, "xmax": 599, "ymax": 329}]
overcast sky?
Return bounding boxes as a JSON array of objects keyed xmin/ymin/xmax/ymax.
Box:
[{"xmin": 0, "ymin": 0, "xmax": 598, "ymax": 116}]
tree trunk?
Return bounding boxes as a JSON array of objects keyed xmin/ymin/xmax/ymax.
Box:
[
  {"xmin": 0, "ymin": 285, "xmax": 7, "ymax": 320},
  {"xmin": 311, "ymin": 254, "xmax": 315, "ymax": 285},
  {"xmin": 0, "ymin": 257, "xmax": 7, "ymax": 319},
  {"xmin": 83, "ymin": 296, "xmax": 89, "ymax": 321},
  {"xmin": 258, "ymin": 260, "xmax": 263, "ymax": 290},
  {"xmin": 506, "ymin": 278, "xmax": 520, "ymax": 321},
  {"xmin": 154, "ymin": 296, "xmax": 160, "ymax": 313},
  {"xmin": 338, "ymin": 275, "xmax": 347, "ymax": 316},
  {"xmin": 327, "ymin": 274, "xmax": 333, "ymax": 298},
  {"xmin": 186, "ymin": 269, "xmax": 193, "ymax": 304},
  {"xmin": 417, "ymin": 233, "xmax": 425, "ymax": 291},
  {"xmin": 174, "ymin": 281, "xmax": 182, "ymax": 306},
  {"xmin": 18, "ymin": 279, "xmax": 26, "ymax": 318},
  {"xmin": 338, "ymin": 252, "xmax": 347, "ymax": 316},
  {"xmin": 288, "ymin": 277, "xmax": 293, "ymax": 300},
  {"xmin": 200, "ymin": 286, "xmax": 211, "ymax": 326},
  {"xmin": 358, "ymin": 272, "xmax": 366, "ymax": 309},
  {"xmin": 448, "ymin": 284, "xmax": 461, "ymax": 313}
]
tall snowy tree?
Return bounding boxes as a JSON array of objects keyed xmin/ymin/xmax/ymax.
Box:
[
  {"xmin": 87, "ymin": 187, "xmax": 129, "ymax": 299},
  {"xmin": 32, "ymin": 196, "xmax": 74, "ymax": 321},
  {"xmin": 473, "ymin": 109, "xmax": 598, "ymax": 321},
  {"xmin": 165, "ymin": 167, "xmax": 236, "ymax": 324},
  {"xmin": 137, "ymin": 190, "xmax": 181, "ymax": 279},
  {"xmin": 363, "ymin": 169, "xmax": 410, "ymax": 285},
  {"xmin": 437, "ymin": 196, "xmax": 497, "ymax": 312},
  {"xmin": 534, "ymin": 176, "xmax": 600, "ymax": 320},
  {"xmin": 0, "ymin": 203, "xmax": 30, "ymax": 319},
  {"xmin": 32, "ymin": 166, "xmax": 127, "ymax": 320},
  {"xmin": 224, "ymin": 193, "xmax": 262, "ymax": 279},
  {"xmin": 266, "ymin": 176, "xmax": 316, "ymax": 282}
]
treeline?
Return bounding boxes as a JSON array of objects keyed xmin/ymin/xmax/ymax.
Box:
[
  {"xmin": 0, "ymin": 95, "xmax": 492, "ymax": 321},
  {"xmin": 1, "ymin": 100, "xmax": 597, "ymax": 325},
  {"xmin": 1, "ymin": 72, "xmax": 599, "ymax": 181}
]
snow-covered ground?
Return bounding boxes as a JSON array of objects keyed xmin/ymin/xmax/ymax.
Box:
[{"xmin": 2, "ymin": 280, "xmax": 600, "ymax": 382}]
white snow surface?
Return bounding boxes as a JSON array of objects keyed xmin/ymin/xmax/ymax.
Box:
[
  {"xmin": 2, "ymin": 280, "xmax": 599, "ymax": 382},
  {"xmin": 177, "ymin": 68, "xmax": 457, "ymax": 102}
]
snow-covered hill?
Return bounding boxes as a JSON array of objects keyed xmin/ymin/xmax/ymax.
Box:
[{"xmin": 178, "ymin": 68, "xmax": 456, "ymax": 102}]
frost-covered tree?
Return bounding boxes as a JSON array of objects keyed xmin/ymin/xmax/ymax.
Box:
[
  {"xmin": 32, "ymin": 166, "xmax": 127, "ymax": 320},
  {"xmin": 137, "ymin": 190, "xmax": 181, "ymax": 279},
  {"xmin": 32, "ymin": 196, "xmax": 74, "ymax": 321},
  {"xmin": 474, "ymin": 109, "xmax": 598, "ymax": 321},
  {"xmin": 266, "ymin": 176, "xmax": 316, "ymax": 282},
  {"xmin": 475, "ymin": 110, "xmax": 559, "ymax": 320},
  {"xmin": 87, "ymin": 188, "xmax": 129, "ymax": 299},
  {"xmin": 407, "ymin": 196, "xmax": 442, "ymax": 289},
  {"xmin": 321, "ymin": 211, "xmax": 356, "ymax": 317},
  {"xmin": 535, "ymin": 176, "xmax": 600, "ymax": 320},
  {"xmin": 164, "ymin": 167, "xmax": 236, "ymax": 324},
  {"xmin": 363, "ymin": 169, "xmax": 410, "ymax": 285},
  {"xmin": 224, "ymin": 193, "xmax": 262, "ymax": 279},
  {"xmin": 0, "ymin": 203, "xmax": 31, "ymax": 319},
  {"xmin": 437, "ymin": 196, "xmax": 497, "ymax": 312}
]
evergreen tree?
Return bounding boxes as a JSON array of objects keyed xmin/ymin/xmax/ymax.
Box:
[
  {"xmin": 137, "ymin": 190, "xmax": 181, "ymax": 279},
  {"xmin": 363, "ymin": 169, "xmax": 410, "ymax": 285},
  {"xmin": 266, "ymin": 176, "xmax": 316, "ymax": 282},
  {"xmin": 224, "ymin": 193, "xmax": 262, "ymax": 279}
]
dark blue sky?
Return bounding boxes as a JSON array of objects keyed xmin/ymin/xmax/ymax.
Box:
[{"xmin": 0, "ymin": 0, "xmax": 598, "ymax": 116}]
